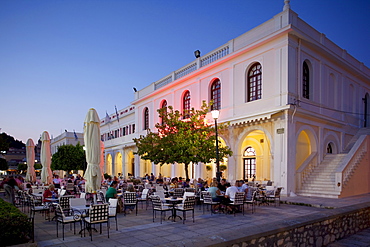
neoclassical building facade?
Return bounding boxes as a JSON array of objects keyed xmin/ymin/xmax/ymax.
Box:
[{"xmin": 100, "ymin": 2, "xmax": 370, "ymax": 198}]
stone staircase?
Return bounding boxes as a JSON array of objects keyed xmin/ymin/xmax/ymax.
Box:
[{"xmin": 297, "ymin": 128, "xmax": 370, "ymax": 198}]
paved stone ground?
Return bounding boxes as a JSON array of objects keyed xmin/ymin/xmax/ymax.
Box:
[{"xmin": 3, "ymin": 192, "xmax": 370, "ymax": 247}]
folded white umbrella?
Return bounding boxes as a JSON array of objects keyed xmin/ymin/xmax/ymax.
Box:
[
  {"xmin": 40, "ymin": 131, "xmax": 53, "ymax": 184},
  {"xmin": 84, "ymin": 108, "xmax": 102, "ymax": 193},
  {"xmin": 25, "ymin": 138, "xmax": 36, "ymax": 183}
]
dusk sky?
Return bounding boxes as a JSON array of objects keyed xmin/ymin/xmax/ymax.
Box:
[{"xmin": 1, "ymin": 0, "xmax": 369, "ymax": 144}]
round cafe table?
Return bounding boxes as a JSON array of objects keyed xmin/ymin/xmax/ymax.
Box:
[{"xmin": 164, "ymin": 197, "xmax": 183, "ymax": 222}]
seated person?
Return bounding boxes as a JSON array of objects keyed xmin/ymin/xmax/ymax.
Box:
[
  {"xmin": 207, "ymin": 181, "xmax": 222, "ymax": 212},
  {"xmin": 223, "ymin": 181, "xmax": 238, "ymax": 213},
  {"xmin": 106, "ymin": 181, "xmax": 118, "ymax": 201},
  {"xmin": 43, "ymin": 184, "xmax": 58, "ymax": 202}
]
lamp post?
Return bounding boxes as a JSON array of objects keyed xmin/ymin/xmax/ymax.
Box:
[{"xmin": 211, "ymin": 110, "xmax": 221, "ymax": 183}]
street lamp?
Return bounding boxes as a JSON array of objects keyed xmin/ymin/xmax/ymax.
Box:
[{"xmin": 211, "ymin": 110, "xmax": 221, "ymax": 183}]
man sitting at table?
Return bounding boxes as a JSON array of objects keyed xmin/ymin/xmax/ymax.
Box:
[
  {"xmin": 106, "ymin": 181, "xmax": 118, "ymax": 201},
  {"xmin": 43, "ymin": 184, "xmax": 58, "ymax": 202},
  {"xmin": 224, "ymin": 181, "xmax": 239, "ymax": 213}
]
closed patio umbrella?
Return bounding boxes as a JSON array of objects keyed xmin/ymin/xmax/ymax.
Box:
[
  {"xmin": 40, "ymin": 131, "xmax": 53, "ymax": 184},
  {"xmin": 25, "ymin": 138, "xmax": 36, "ymax": 183},
  {"xmin": 84, "ymin": 108, "xmax": 102, "ymax": 193}
]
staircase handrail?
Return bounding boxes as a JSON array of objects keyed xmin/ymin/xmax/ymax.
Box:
[
  {"xmin": 335, "ymin": 135, "xmax": 368, "ymax": 193},
  {"xmin": 296, "ymin": 152, "xmax": 317, "ymax": 190}
]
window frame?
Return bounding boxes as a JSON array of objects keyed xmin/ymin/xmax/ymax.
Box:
[{"xmin": 247, "ymin": 63, "xmax": 262, "ymax": 102}]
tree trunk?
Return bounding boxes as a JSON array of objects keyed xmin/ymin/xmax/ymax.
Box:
[{"xmin": 184, "ymin": 163, "xmax": 189, "ymax": 180}]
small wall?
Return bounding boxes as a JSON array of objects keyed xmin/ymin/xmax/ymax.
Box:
[
  {"xmin": 340, "ymin": 136, "xmax": 370, "ymax": 198},
  {"xmin": 211, "ymin": 202, "xmax": 370, "ymax": 247}
]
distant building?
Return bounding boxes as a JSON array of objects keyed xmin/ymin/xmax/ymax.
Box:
[{"xmin": 50, "ymin": 131, "xmax": 84, "ymax": 155}]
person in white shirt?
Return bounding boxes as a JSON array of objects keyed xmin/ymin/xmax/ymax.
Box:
[{"xmin": 223, "ymin": 181, "xmax": 239, "ymax": 213}]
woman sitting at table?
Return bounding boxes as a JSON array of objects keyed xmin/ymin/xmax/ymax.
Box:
[
  {"xmin": 106, "ymin": 181, "xmax": 118, "ymax": 201},
  {"xmin": 43, "ymin": 184, "xmax": 58, "ymax": 202},
  {"xmin": 207, "ymin": 181, "xmax": 222, "ymax": 212}
]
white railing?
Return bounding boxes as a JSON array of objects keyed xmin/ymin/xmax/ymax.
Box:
[
  {"xmin": 335, "ymin": 135, "xmax": 368, "ymax": 192},
  {"xmin": 154, "ymin": 44, "xmax": 230, "ymax": 90},
  {"xmin": 296, "ymin": 152, "xmax": 318, "ymax": 190},
  {"xmin": 200, "ymin": 45, "xmax": 229, "ymax": 67},
  {"xmin": 174, "ymin": 62, "xmax": 197, "ymax": 80},
  {"xmin": 154, "ymin": 75, "xmax": 172, "ymax": 90}
]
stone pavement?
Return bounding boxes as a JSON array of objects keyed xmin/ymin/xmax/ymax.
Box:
[{"xmin": 4, "ymin": 193, "xmax": 370, "ymax": 247}]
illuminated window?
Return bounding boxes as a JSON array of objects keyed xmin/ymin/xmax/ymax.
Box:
[
  {"xmin": 183, "ymin": 91, "xmax": 190, "ymax": 119},
  {"xmin": 303, "ymin": 61, "xmax": 310, "ymax": 99},
  {"xmin": 143, "ymin": 107, "xmax": 149, "ymax": 130},
  {"xmin": 243, "ymin": 146, "xmax": 256, "ymax": 179},
  {"xmin": 247, "ymin": 63, "xmax": 262, "ymax": 102},
  {"xmin": 210, "ymin": 79, "xmax": 221, "ymax": 110}
]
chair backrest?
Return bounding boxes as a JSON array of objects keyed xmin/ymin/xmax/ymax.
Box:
[
  {"xmin": 97, "ymin": 191, "xmax": 106, "ymax": 204},
  {"xmin": 182, "ymin": 196, "xmax": 195, "ymax": 210},
  {"xmin": 60, "ymin": 189, "xmax": 66, "ymax": 197},
  {"xmin": 183, "ymin": 191, "xmax": 195, "ymax": 197},
  {"xmin": 233, "ymin": 192, "xmax": 245, "ymax": 205},
  {"xmin": 123, "ymin": 192, "xmax": 137, "ymax": 204},
  {"xmin": 89, "ymin": 204, "xmax": 109, "ymax": 223},
  {"xmin": 265, "ymin": 186, "xmax": 275, "ymax": 191},
  {"xmin": 151, "ymin": 195, "xmax": 163, "ymax": 210},
  {"xmin": 70, "ymin": 198, "xmax": 86, "ymax": 207},
  {"xmin": 59, "ymin": 196, "xmax": 71, "ymax": 210},
  {"xmin": 141, "ymin": 189, "xmax": 149, "ymax": 198},
  {"xmin": 203, "ymin": 193, "xmax": 213, "ymax": 204},
  {"xmin": 154, "ymin": 191, "xmax": 165, "ymax": 200},
  {"xmin": 184, "ymin": 188, "xmax": 195, "ymax": 193},
  {"xmin": 55, "ymin": 204, "xmax": 67, "ymax": 220},
  {"xmin": 33, "ymin": 189, "xmax": 44, "ymax": 194},
  {"xmin": 66, "ymin": 183, "xmax": 74, "ymax": 190},
  {"xmin": 200, "ymin": 191, "xmax": 210, "ymax": 199},
  {"xmin": 173, "ymin": 188, "xmax": 184, "ymax": 197},
  {"xmin": 108, "ymin": 198, "xmax": 118, "ymax": 216}
]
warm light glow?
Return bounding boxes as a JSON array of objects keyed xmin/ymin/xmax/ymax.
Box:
[{"xmin": 211, "ymin": 110, "xmax": 220, "ymax": 120}]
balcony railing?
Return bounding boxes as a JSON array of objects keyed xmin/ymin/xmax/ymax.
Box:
[{"xmin": 154, "ymin": 44, "xmax": 230, "ymax": 90}]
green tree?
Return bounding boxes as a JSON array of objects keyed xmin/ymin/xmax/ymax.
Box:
[
  {"xmin": 51, "ymin": 143, "xmax": 86, "ymax": 173},
  {"xmin": 134, "ymin": 101, "xmax": 233, "ymax": 179},
  {"xmin": 17, "ymin": 163, "xmax": 27, "ymax": 172},
  {"xmin": 0, "ymin": 158, "xmax": 8, "ymax": 170}
]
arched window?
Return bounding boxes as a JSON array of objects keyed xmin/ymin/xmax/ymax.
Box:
[
  {"xmin": 210, "ymin": 79, "xmax": 221, "ymax": 110},
  {"xmin": 183, "ymin": 91, "xmax": 190, "ymax": 119},
  {"xmin": 247, "ymin": 63, "xmax": 262, "ymax": 102},
  {"xmin": 160, "ymin": 100, "xmax": 167, "ymax": 125},
  {"xmin": 143, "ymin": 107, "xmax": 149, "ymax": 130},
  {"xmin": 303, "ymin": 61, "xmax": 310, "ymax": 99}
]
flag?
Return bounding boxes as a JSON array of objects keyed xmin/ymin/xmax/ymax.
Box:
[
  {"xmin": 105, "ymin": 111, "xmax": 111, "ymax": 124},
  {"xmin": 115, "ymin": 105, "xmax": 120, "ymax": 123},
  {"xmin": 73, "ymin": 130, "xmax": 78, "ymax": 140}
]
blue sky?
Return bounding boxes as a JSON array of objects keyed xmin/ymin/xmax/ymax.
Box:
[{"xmin": 1, "ymin": 0, "xmax": 369, "ymax": 144}]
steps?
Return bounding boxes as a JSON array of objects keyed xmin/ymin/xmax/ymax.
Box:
[
  {"xmin": 297, "ymin": 154, "xmax": 345, "ymax": 198},
  {"xmin": 297, "ymin": 128, "xmax": 370, "ymax": 198}
]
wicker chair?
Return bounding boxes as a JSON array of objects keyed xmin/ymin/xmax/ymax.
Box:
[
  {"xmin": 55, "ymin": 204, "xmax": 82, "ymax": 240},
  {"xmin": 83, "ymin": 204, "xmax": 109, "ymax": 241},
  {"xmin": 175, "ymin": 196, "xmax": 196, "ymax": 224},
  {"xmin": 228, "ymin": 192, "xmax": 245, "ymax": 216},
  {"xmin": 123, "ymin": 192, "xmax": 138, "ymax": 215},
  {"xmin": 151, "ymin": 195, "xmax": 172, "ymax": 224},
  {"xmin": 203, "ymin": 193, "xmax": 220, "ymax": 215}
]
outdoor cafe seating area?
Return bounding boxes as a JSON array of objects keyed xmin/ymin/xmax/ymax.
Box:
[{"xmin": 12, "ymin": 176, "xmax": 283, "ymax": 242}]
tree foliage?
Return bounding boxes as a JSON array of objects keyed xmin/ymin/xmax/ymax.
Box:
[
  {"xmin": 0, "ymin": 158, "xmax": 8, "ymax": 170},
  {"xmin": 134, "ymin": 101, "xmax": 233, "ymax": 179},
  {"xmin": 0, "ymin": 133, "xmax": 25, "ymax": 151},
  {"xmin": 51, "ymin": 143, "xmax": 86, "ymax": 173}
]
